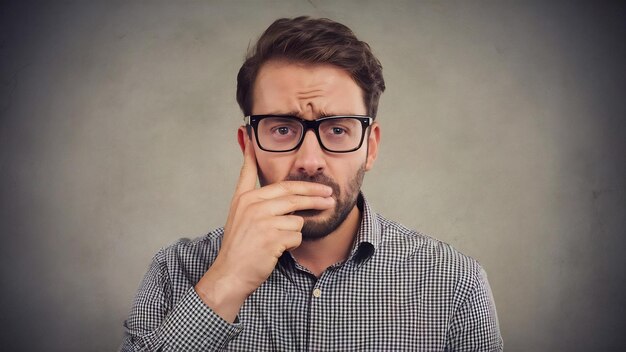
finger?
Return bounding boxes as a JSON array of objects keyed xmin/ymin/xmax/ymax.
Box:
[
  {"xmin": 258, "ymin": 195, "xmax": 335, "ymax": 216},
  {"xmin": 270, "ymin": 215, "xmax": 305, "ymax": 232},
  {"xmin": 255, "ymin": 180, "xmax": 333, "ymax": 200},
  {"xmin": 278, "ymin": 230, "xmax": 302, "ymax": 252},
  {"xmin": 225, "ymin": 129, "xmax": 258, "ymax": 232},
  {"xmin": 234, "ymin": 128, "xmax": 258, "ymax": 196}
]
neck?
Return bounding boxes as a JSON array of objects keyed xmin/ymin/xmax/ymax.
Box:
[{"xmin": 290, "ymin": 205, "xmax": 361, "ymax": 278}]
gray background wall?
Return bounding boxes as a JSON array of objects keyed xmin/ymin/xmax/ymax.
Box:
[{"xmin": 1, "ymin": 1, "xmax": 624, "ymax": 351}]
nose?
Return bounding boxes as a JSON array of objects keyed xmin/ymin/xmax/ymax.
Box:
[{"xmin": 293, "ymin": 130, "xmax": 326, "ymax": 177}]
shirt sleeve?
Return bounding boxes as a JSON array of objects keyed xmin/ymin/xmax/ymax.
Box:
[
  {"xmin": 446, "ymin": 265, "xmax": 503, "ymax": 352},
  {"xmin": 119, "ymin": 249, "xmax": 243, "ymax": 351}
]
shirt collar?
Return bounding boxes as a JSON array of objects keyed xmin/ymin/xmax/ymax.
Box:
[{"xmin": 348, "ymin": 192, "xmax": 381, "ymax": 264}]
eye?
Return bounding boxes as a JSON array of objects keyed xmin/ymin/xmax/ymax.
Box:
[
  {"xmin": 331, "ymin": 127, "xmax": 346, "ymax": 135},
  {"xmin": 269, "ymin": 124, "xmax": 299, "ymax": 138},
  {"xmin": 276, "ymin": 126, "xmax": 291, "ymax": 135},
  {"xmin": 323, "ymin": 123, "xmax": 352, "ymax": 137}
]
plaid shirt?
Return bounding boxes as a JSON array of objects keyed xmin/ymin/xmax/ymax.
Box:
[{"xmin": 121, "ymin": 194, "xmax": 503, "ymax": 351}]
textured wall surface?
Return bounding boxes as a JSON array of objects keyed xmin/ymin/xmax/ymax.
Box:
[{"xmin": 1, "ymin": 1, "xmax": 624, "ymax": 351}]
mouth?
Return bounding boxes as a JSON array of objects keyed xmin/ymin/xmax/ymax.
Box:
[{"xmin": 293, "ymin": 209, "xmax": 325, "ymax": 217}]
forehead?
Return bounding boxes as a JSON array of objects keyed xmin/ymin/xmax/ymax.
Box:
[
  {"xmin": 251, "ymin": 60, "xmax": 365, "ymax": 116},
  {"xmin": 255, "ymin": 60, "xmax": 355, "ymax": 86}
]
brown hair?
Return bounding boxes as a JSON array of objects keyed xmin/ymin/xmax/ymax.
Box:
[{"xmin": 236, "ymin": 16, "xmax": 385, "ymax": 119}]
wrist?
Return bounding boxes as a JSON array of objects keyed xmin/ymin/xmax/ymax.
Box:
[{"xmin": 194, "ymin": 266, "xmax": 248, "ymax": 323}]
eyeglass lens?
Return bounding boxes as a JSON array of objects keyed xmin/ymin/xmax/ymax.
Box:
[{"xmin": 257, "ymin": 117, "xmax": 363, "ymax": 152}]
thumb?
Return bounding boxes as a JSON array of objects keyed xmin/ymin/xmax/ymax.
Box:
[{"xmin": 234, "ymin": 127, "xmax": 258, "ymax": 196}]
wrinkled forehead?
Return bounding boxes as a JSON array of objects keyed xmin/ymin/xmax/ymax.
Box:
[{"xmin": 252, "ymin": 60, "xmax": 366, "ymax": 117}]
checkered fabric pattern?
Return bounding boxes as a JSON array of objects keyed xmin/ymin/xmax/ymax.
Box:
[{"xmin": 121, "ymin": 194, "xmax": 503, "ymax": 351}]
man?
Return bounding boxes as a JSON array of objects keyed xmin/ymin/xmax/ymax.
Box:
[{"xmin": 121, "ymin": 16, "xmax": 502, "ymax": 351}]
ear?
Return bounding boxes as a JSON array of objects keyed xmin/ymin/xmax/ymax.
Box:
[
  {"xmin": 365, "ymin": 122, "xmax": 380, "ymax": 171},
  {"xmin": 237, "ymin": 126, "xmax": 249, "ymax": 154}
]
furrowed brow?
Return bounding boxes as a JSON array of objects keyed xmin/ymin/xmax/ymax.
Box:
[
  {"xmin": 262, "ymin": 111, "xmax": 301, "ymax": 117},
  {"xmin": 261, "ymin": 111, "xmax": 342, "ymax": 119}
]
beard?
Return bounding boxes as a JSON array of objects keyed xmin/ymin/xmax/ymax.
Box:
[{"xmin": 259, "ymin": 165, "xmax": 366, "ymax": 241}]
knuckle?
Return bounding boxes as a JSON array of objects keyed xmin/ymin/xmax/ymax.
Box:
[
  {"xmin": 238, "ymin": 190, "xmax": 254, "ymax": 206},
  {"xmin": 285, "ymin": 195, "xmax": 299, "ymax": 208},
  {"xmin": 247, "ymin": 202, "xmax": 264, "ymax": 218},
  {"xmin": 277, "ymin": 181, "xmax": 291, "ymax": 193},
  {"xmin": 264, "ymin": 230, "xmax": 281, "ymax": 246}
]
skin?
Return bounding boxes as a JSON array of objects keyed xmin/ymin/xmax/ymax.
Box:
[{"xmin": 194, "ymin": 60, "xmax": 380, "ymax": 323}]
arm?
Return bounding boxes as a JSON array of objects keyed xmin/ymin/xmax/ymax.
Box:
[
  {"xmin": 193, "ymin": 129, "xmax": 334, "ymax": 322},
  {"xmin": 121, "ymin": 130, "xmax": 335, "ymax": 350},
  {"xmin": 120, "ymin": 250, "xmax": 242, "ymax": 351}
]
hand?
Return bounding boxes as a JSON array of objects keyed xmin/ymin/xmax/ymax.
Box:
[{"xmin": 194, "ymin": 134, "xmax": 334, "ymax": 322}]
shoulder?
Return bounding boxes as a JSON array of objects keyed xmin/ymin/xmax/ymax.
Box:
[{"xmin": 376, "ymin": 215, "xmax": 483, "ymax": 286}]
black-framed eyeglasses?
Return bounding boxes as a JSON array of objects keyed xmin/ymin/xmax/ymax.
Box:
[{"xmin": 245, "ymin": 115, "xmax": 373, "ymax": 153}]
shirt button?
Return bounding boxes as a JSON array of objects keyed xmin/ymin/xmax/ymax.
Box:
[{"xmin": 312, "ymin": 288, "xmax": 322, "ymax": 298}]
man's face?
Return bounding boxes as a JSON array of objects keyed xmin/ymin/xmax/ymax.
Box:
[{"xmin": 243, "ymin": 60, "xmax": 380, "ymax": 240}]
